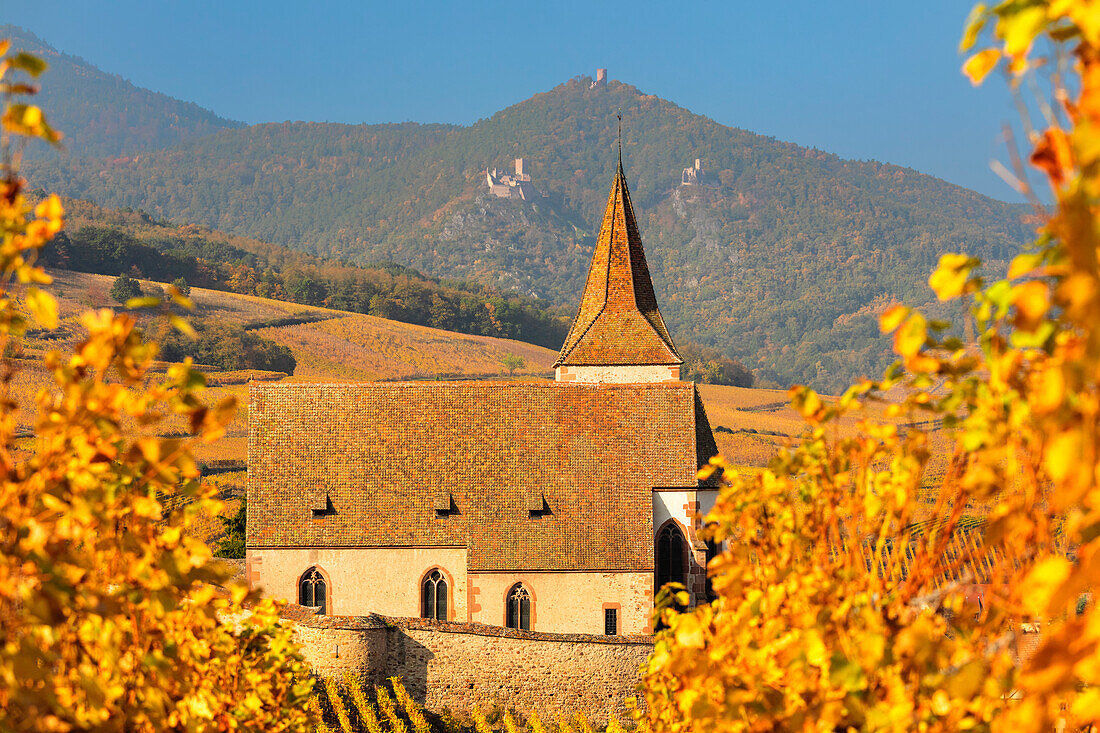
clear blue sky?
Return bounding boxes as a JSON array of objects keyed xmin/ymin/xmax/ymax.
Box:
[{"xmin": 5, "ymin": 0, "xmax": 1023, "ymax": 200}]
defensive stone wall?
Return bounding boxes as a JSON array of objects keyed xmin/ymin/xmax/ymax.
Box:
[{"xmin": 289, "ymin": 611, "xmax": 653, "ymax": 723}]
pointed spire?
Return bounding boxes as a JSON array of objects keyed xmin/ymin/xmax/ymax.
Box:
[
  {"xmin": 617, "ymin": 110, "xmax": 623, "ymax": 170},
  {"xmin": 554, "ymin": 124, "xmax": 681, "ymax": 369}
]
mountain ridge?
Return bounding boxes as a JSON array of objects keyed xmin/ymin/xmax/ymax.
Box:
[
  {"xmin": 9, "ymin": 28, "xmax": 1032, "ymax": 390},
  {"xmin": 3, "ymin": 24, "xmax": 243, "ymax": 158}
]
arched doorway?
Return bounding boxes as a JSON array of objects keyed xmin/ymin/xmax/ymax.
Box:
[{"xmin": 656, "ymin": 523, "xmax": 687, "ymax": 591}]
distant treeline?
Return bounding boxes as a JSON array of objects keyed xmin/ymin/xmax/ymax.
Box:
[
  {"xmin": 159, "ymin": 322, "xmax": 296, "ymax": 375},
  {"xmin": 42, "ymin": 225, "xmax": 570, "ymax": 349},
  {"xmin": 679, "ymin": 341, "xmax": 754, "ymax": 387}
]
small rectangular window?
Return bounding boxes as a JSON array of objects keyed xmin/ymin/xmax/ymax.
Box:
[{"xmin": 604, "ymin": 607, "xmax": 618, "ymax": 636}]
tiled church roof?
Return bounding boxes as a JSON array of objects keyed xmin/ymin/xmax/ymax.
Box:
[
  {"xmin": 248, "ymin": 381, "xmax": 716, "ymax": 572},
  {"xmin": 555, "ymin": 158, "xmax": 682, "ymax": 367}
]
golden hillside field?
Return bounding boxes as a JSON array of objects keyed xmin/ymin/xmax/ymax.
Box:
[
  {"xmin": 14, "ymin": 270, "xmax": 557, "ymax": 460},
  {"xmin": 699, "ymin": 382, "xmax": 949, "ymax": 487},
  {"xmin": 697, "ymin": 384, "xmax": 805, "ymax": 469}
]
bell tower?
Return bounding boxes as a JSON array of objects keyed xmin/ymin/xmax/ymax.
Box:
[{"xmin": 554, "ymin": 119, "xmax": 682, "ymax": 384}]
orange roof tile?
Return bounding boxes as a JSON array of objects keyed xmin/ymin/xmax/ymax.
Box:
[
  {"xmin": 247, "ymin": 381, "xmax": 716, "ymax": 572},
  {"xmin": 555, "ymin": 158, "xmax": 681, "ymax": 367}
]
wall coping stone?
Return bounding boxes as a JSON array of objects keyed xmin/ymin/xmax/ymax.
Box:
[{"xmin": 284, "ymin": 606, "xmax": 654, "ymax": 645}]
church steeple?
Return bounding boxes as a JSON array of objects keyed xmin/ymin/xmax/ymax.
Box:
[{"xmin": 554, "ymin": 123, "xmax": 682, "ymax": 384}]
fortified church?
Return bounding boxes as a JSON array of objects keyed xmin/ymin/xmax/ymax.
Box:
[{"xmin": 246, "ymin": 145, "xmax": 721, "ymax": 636}]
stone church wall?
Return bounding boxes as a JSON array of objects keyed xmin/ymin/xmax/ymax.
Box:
[
  {"xmin": 248, "ymin": 547, "xmax": 468, "ymax": 619},
  {"xmin": 292, "ymin": 614, "xmax": 653, "ymax": 724},
  {"xmin": 467, "ymin": 571, "xmax": 652, "ymax": 635}
]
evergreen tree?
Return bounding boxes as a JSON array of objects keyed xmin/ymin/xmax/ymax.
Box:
[{"xmin": 108, "ymin": 272, "xmax": 142, "ymax": 303}]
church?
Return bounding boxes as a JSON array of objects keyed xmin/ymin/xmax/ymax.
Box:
[{"xmin": 245, "ymin": 151, "xmax": 721, "ymax": 636}]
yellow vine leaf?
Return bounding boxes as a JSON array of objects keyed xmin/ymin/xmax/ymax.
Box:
[
  {"xmin": 894, "ymin": 313, "xmax": 927, "ymax": 358},
  {"xmin": 1022, "ymin": 557, "xmax": 1073, "ymax": 616},
  {"xmin": 790, "ymin": 386, "xmax": 824, "ymax": 420},
  {"xmin": 1031, "ymin": 364, "xmax": 1065, "ymax": 414},
  {"xmin": 1012, "ymin": 280, "xmax": 1051, "ymax": 328},
  {"xmin": 25, "ymin": 287, "xmax": 57, "ymax": 329},
  {"xmin": 1009, "ymin": 251, "xmax": 1043, "ymax": 279},
  {"xmin": 674, "ymin": 615, "xmax": 706, "ymax": 648},
  {"xmin": 1044, "ymin": 429, "xmax": 1082, "ymax": 484},
  {"xmin": 929, "ymin": 253, "xmax": 974, "ymax": 301},
  {"xmin": 879, "ymin": 304, "xmax": 909, "ymax": 333},
  {"xmin": 999, "ymin": 5, "xmax": 1048, "ymax": 57},
  {"xmin": 959, "ymin": 3, "xmax": 988, "ymax": 52},
  {"xmin": 963, "ymin": 48, "xmax": 1000, "ymax": 85}
]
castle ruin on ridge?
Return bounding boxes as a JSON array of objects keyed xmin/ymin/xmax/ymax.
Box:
[{"xmin": 485, "ymin": 157, "xmax": 540, "ymax": 200}]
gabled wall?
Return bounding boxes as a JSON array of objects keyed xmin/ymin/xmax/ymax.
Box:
[{"xmin": 555, "ymin": 365, "xmax": 680, "ymax": 383}]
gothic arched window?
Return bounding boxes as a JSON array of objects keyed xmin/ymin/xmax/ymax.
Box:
[
  {"xmin": 506, "ymin": 583, "xmax": 531, "ymax": 631},
  {"xmin": 299, "ymin": 567, "xmax": 327, "ymax": 614},
  {"xmin": 656, "ymin": 523, "xmax": 687, "ymax": 591},
  {"xmin": 421, "ymin": 569, "xmax": 448, "ymax": 621}
]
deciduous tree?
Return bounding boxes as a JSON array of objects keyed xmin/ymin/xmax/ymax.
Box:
[{"xmin": 0, "ymin": 40, "xmax": 314, "ymax": 730}]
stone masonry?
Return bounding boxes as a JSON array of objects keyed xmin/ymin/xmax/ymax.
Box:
[{"xmin": 290, "ymin": 612, "xmax": 653, "ymax": 723}]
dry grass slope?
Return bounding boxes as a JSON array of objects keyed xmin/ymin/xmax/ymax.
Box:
[{"xmin": 260, "ymin": 312, "xmax": 556, "ymax": 382}]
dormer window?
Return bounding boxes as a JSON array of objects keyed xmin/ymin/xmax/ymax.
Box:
[
  {"xmin": 311, "ymin": 494, "xmax": 336, "ymax": 517},
  {"xmin": 528, "ymin": 492, "xmax": 553, "ymax": 518},
  {"xmin": 434, "ymin": 491, "xmax": 459, "ymax": 517}
]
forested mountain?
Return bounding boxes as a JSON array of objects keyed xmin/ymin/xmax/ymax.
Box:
[
  {"xmin": 17, "ymin": 52, "xmax": 1032, "ymax": 390},
  {"xmin": 3, "ymin": 26, "xmax": 241, "ymax": 158}
]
